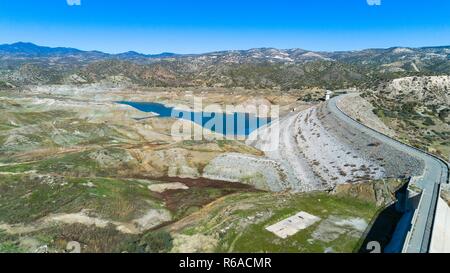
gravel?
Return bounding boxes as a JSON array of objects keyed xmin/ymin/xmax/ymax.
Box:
[
  {"xmin": 206, "ymin": 99, "xmax": 424, "ymax": 192},
  {"xmin": 319, "ymin": 102, "xmax": 424, "ymax": 178}
]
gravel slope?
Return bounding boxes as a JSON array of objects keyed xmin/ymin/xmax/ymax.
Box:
[{"xmin": 205, "ymin": 96, "xmax": 424, "ymax": 193}]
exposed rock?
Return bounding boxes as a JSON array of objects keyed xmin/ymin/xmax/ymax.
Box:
[
  {"xmin": 337, "ymin": 93, "xmax": 396, "ymax": 137},
  {"xmin": 88, "ymin": 149, "xmax": 135, "ymax": 169},
  {"xmin": 131, "ymin": 209, "xmax": 172, "ymax": 232},
  {"xmin": 147, "ymin": 182, "xmax": 189, "ymax": 193},
  {"xmin": 202, "ymin": 153, "xmax": 282, "ymax": 191},
  {"xmin": 381, "ymin": 76, "xmax": 450, "ymax": 107},
  {"xmin": 333, "ymin": 178, "xmax": 405, "ymax": 206},
  {"xmin": 170, "ymin": 234, "xmax": 218, "ymax": 253}
]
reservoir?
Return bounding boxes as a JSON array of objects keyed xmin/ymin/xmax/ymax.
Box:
[{"xmin": 118, "ymin": 101, "xmax": 271, "ymax": 136}]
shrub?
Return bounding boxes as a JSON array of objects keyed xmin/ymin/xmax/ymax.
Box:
[
  {"xmin": 423, "ymin": 117, "xmax": 435, "ymax": 126},
  {"xmin": 438, "ymin": 109, "xmax": 449, "ymax": 121},
  {"xmin": 372, "ymin": 108, "xmax": 384, "ymax": 118},
  {"xmin": 139, "ymin": 231, "xmax": 173, "ymax": 253}
]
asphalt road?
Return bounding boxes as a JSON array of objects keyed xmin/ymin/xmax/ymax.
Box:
[{"xmin": 328, "ymin": 94, "xmax": 449, "ymax": 253}]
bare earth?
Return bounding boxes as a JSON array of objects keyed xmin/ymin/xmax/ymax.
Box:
[{"xmin": 337, "ymin": 93, "xmax": 397, "ymax": 137}]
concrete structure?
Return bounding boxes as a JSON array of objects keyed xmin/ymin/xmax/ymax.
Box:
[
  {"xmin": 330, "ymin": 94, "xmax": 449, "ymax": 253},
  {"xmin": 430, "ymin": 186, "xmax": 450, "ymax": 253},
  {"xmin": 265, "ymin": 211, "xmax": 320, "ymax": 239},
  {"xmin": 325, "ymin": 90, "xmax": 333, "ymax": 101}
]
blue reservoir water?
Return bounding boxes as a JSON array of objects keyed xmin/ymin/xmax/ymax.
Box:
[{"xmin": 118, "ymin": 101, "xmax": 271, "ymax": 136}]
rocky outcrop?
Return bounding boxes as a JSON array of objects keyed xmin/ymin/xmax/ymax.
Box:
[
  {"xmin": 379, "ymin": 76, "xmax": 450, "ymax": 107},
  {"xmin": 334, "ymin": 178, "xmax": 405, "ymax": 207}
]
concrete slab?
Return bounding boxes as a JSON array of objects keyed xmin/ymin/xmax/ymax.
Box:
[
  {"xmin": 430, "ymin": 196, "xmax": 450, "ymax": 253},
  {"xmin": 266, "ymin": 211, "xmax": 321, "ymax": 239}
]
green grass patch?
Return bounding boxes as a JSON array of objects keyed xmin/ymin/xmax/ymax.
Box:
[
  {"xmin": 176, "ymin": 192, "xmax": 378, "ymax": 253},
  {"xmin": 0, "ymin": 174, "xmax": 163, "ymax": 224},
  {"xmin": 0, "ymin": 148, "xmax": 134, "ymax": 177},
  {"xmin": 0, "ymin": 242, "xmax": 25, "ymax": 253}
]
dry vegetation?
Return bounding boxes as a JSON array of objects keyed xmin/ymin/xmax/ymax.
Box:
[{"xmin": 0, "ymin": 85, "xmax": 398, "ymax": 253}]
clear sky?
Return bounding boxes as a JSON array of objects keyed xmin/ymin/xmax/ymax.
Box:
[{"xmin": 0, "ymin": 0, "xmax": 450, "ymax": 54}]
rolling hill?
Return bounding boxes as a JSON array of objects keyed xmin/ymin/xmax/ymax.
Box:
[{"xmin": 0, "ymin": 42, "xmax": 449, "ymax": 89}]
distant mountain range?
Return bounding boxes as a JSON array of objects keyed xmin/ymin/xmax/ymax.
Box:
[
  {"xmin": 1, "ymin": 42, "xmax": 449, "ymax": 89},
  {"xmin": 0, "ymin": 42, "xmax": 176, "ymax": 59}
]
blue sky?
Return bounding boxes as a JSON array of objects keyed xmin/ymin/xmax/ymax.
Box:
[{"xmin": 0, "ymin": 0, "xmax": 450, "ymax": 54}]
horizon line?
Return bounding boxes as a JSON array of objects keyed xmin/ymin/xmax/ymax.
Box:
[{"xmin": 2, "ymin": 40, "xmax": 450, "ymax": 56}]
